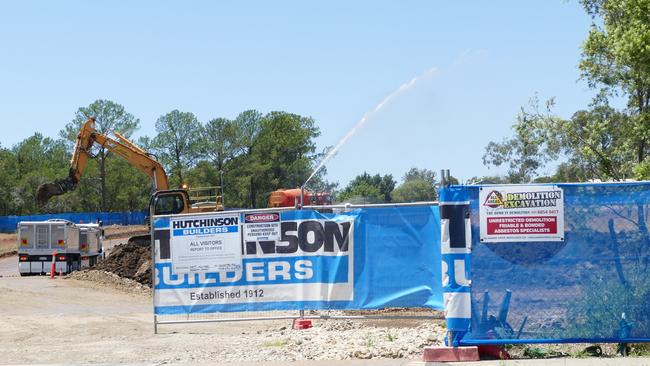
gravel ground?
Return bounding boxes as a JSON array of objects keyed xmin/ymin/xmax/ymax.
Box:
[
  {"xmin": 239, "ymin": 320, "xmax": 445, "ymax": 361},
  {"xmin": 0, "ymin": 269, "xmax": 446, "ymax": 364},
  {"xmin": 61, "ymin": 266, "xmax": 447, "ymax": 362},
  {"xmin": 67, "ymin": 269, "xmax": 152, "ymax": 296}
]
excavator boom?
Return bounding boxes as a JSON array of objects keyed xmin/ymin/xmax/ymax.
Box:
[{"xmin": 36, "ymin": 117, "xmax": 169, "ymax": 204}]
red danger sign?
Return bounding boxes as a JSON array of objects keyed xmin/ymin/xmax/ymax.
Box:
[
  {"xmin": 244, "ymin": 213, "xmax": 280, "ymax": 223},
  {"xmin": 487, "ymin": 216, "xmax": 557, "ymax": 235}
]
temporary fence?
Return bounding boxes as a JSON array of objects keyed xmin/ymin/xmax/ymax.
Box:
[
  {"xmin": 150, "ymin": 202, "xmax": 445, "ymax": 331},
  {"xmin": 439, "ymin": 181, "xmax": 650, "ymax": 346},
  {"xmin": 0, "ymin": 211, "xmax": 147, "ymax": 233}
]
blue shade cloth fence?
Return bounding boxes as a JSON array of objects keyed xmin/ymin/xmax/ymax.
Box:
[
  {"xmin": 0, "ymin": 211, "xmax": 147, "ymax": 232},
  {"xmin": 439, "ymin": 182, "xmax": 650, "ymax": 345}
]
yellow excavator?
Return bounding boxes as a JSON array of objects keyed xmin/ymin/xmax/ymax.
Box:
[{"xmin": 36, "ymin": 117, "xmax": 223, "ymax": 216}]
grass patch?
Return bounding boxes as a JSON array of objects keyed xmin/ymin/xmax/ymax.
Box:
[
  {"xmin": 260, "ymin": 339, "xmax": 288, "ymax": 348},
  {"xmin": 364, "ymin": 335, "xmax": 374, "ymax": 348},
  {"xmin": 386, "ymin": 332, "xmax": 397, "ymax": 342},
  {"xmin": 630, "ymin": 343, "xmax": 650, "ymax": 356}
]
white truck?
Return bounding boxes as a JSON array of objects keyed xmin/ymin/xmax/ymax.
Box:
[{"xmin": 17, "ymin": 219, "xmax": 103, "ymax": 276}]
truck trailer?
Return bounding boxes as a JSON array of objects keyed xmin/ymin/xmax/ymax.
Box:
[{"xmin": 17, "ymin": 219, "xmax": 103, "ymax": 276}]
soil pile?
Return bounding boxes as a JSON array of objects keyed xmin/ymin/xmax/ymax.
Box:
[
  {"xmin": 103, "ymin": 225, "xmax": 148, "ymax": 240},
  {"xmin": 95, "ymin": 238, "xmax": 152, "ymax": 287},
  {"xmin": 67, "ymin": 269, "xmax": 151, "ymax": 296}
]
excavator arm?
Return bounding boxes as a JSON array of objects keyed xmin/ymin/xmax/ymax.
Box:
[{"xmin": 36, "ymin": 117, "xmax": 169, "ymax": 204}]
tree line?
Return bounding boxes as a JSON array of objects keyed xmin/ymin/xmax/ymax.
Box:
[
  {"xmin": 479, "ymin": 0, "xmax": 650, "ymax": 184},
  {"xmin": 0, "ymin": 101, "xmax": 439, "ymax": 215},
  {"xmin": 4, "ymin": 1, "xmax": 640, "ymax": 215}
]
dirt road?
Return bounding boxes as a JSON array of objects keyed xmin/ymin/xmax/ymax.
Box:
[
  {"xmin": 0, "ymin": 257, "xmax": 288, "ymax": 363},
  {"xmin": 0, "ymin": 254, "xmax": 443, "ymax": 364}
]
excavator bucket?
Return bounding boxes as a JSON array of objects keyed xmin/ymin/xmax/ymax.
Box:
[
  {"xmin": 35, "ymin": 175, "xmax": 77, "ymax": 205},
  {"xmin": 35, "ymin": 182, "xmax": 65, "ymax": 205}
]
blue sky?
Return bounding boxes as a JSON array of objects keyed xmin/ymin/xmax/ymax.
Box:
[{"xmin": 0, "ymin": 1, "xmax": 596, "ymax": 187}]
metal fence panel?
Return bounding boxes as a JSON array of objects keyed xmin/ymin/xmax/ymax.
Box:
[
  {"xmin": 444, "ymin": 182, "xmax": 650, "ymax": 345},
  {"xmin": 152, "ymin": 204, "xmax": 443, "ymax": 326}
]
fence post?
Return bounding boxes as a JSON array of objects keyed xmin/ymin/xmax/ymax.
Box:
[
  {"xmin": 439, "ymin": 184, "xmax": 472, "ymax": 346},
  {"xmin": 151, "ymin": 197, "xmax": 158, "ymax": 335}
]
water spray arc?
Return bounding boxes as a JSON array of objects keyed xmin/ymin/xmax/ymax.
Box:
[{"xmin": 301, "ymin": 67, "xmax": 438, "ymax": 196}]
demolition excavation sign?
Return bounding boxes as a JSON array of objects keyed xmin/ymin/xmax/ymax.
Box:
[{"xmin": 479, "ymin": 185, "xmax": 564, "ymax": 243}]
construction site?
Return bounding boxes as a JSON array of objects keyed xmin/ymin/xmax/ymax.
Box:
[
  {"xmin": 3, "ymin": 2, "xmax": 650, "ymax": 366},
  {"xmin": 0, "ymin": 117, "xmax": 448, "ymax": 364},
  {"xmin": 0, "ymin": 224, "xmax": 450, "ymax": 364}
]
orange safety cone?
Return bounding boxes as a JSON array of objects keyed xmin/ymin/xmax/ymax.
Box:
[{"xmin": 50, "ymin": 251, "xmax": 57, "ymax": 279}]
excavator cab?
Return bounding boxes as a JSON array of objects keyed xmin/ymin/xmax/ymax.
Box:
[
  {"xmin": 150, "ymin": 190, "xmax": 189, "ymax": 215},
  {"xmin": 149, "ymin": 188, "xmax": 224, "ymax": 216}
]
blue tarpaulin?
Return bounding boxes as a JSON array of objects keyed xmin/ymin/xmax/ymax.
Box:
[
  {"xmin": 0, "ymin": 211, "xmax": 147, "ymax": 232},
  {"xmin": 153, "ymin": 205, "xmax": 443, "ymax": 314}
]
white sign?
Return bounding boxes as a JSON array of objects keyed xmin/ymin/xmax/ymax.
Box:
[
  {"xmin": 479, "ymin": 185, "xmax": 564, "ymax": 243},
  {"xmin": 170, "ymin": 213, "xmax": 242, "ymax": 274},
  {"xmin": 243, "ymin": 212, "xmax": 281, "ymax": 242},
  {"xmin": 155, "ymin": 216, "xmax": 355, "ymax": 311}
]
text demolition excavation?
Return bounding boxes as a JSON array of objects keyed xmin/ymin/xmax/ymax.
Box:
[{"xmin": 503, "ymin": 191, "xmax": 561, "ymax": 209}]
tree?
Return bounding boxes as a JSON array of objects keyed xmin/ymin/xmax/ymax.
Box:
[
  {"xmin": 484, "ymin": 95, "xmax": 641, "ymax": 182},
  {"xmin": 105, "ymin": 157, "xmax": 152, "ymax": 211},
  {"xmin": 224, "ymin": 110, "xmax": 264, "ymax": 207},
  {"xmin": 402, "ymin": 167, "xmax": 437, "ymax": 185},
  {"xmin": 203, "ymin": 117, "xmax": 239, "ymax": 172},
  {"xmin": 248, "ymin": 111, "xmax": 320, "ymax": 207},
  {"xmin": 60, "ymin": 100, "xmax": 140, "ymax": 211},
  {"xmin": 186, "ymin": 161, "xmax": 222, "ymax": 189},
  {"xmin": 558, "ymin": 97, "xmax": 636, "ymax": 181},
  {"xmin": 466, "ymin": 175, "xmax": 511, "ymax": 185},
  {"xmin": 0, "ymin": 145, "xmax": 17, "ymax": 215},
  {"xmin": 304, "ymin": 146, "xmax": 339, "ymax": 194},
  {"xmin": 11, "ymin": 134, "xmax": 70, "ymax": 214},
  {"xmin": 483, "ymin": 97, "xmax": 560, "ymax": 183},
  {"xmin": 234, "ymin": 110, "xmax": 263, "ymax": 156},
  {"xmin": 392, "ymin": 168, "xmax": 438, "ymax": 202},
  {"xmin": 483, "ymin": 0, "xmax": 650, "ymax": 183},
  {"xmin": 338, "ymin": 172, "xmax": 396, "ymax": 203},
  {"xmin": 152, "ymin": 110, "xmax": 204, "ymax": 187},
  {"xmin": 580, "ymin": 0, "xmax": 650, "ymax": 172}
]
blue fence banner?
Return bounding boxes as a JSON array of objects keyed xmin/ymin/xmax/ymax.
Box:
[
  {"xmin": 153, "ymin": 206, "xmax": 443, "ymax": 314},
  {"xmin": 0, "ymin": 211, "xmax": 147, "ymax": 232},
  {"xmin": 444, "ymin": 182, "xmax": 650, "ymax": 345},
  {"xmin": 438, "ymin": 186, "xmax": 473, "ymax": 345}
]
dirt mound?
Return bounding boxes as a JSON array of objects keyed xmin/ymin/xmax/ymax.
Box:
[
  {"xmin": 67, "ymin": 269, "xmax": 152, "ymax": 296},
  {"xmin": 103, "ymin": 225, "xmax": 148, "ymax": 240},
  {"xmin": 95, "ymin": 238, "xmax": 152, "ymax": 287},
  {"xmin": 0, "ymin": 233, "xmax": 17, "ymax": 258}
]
